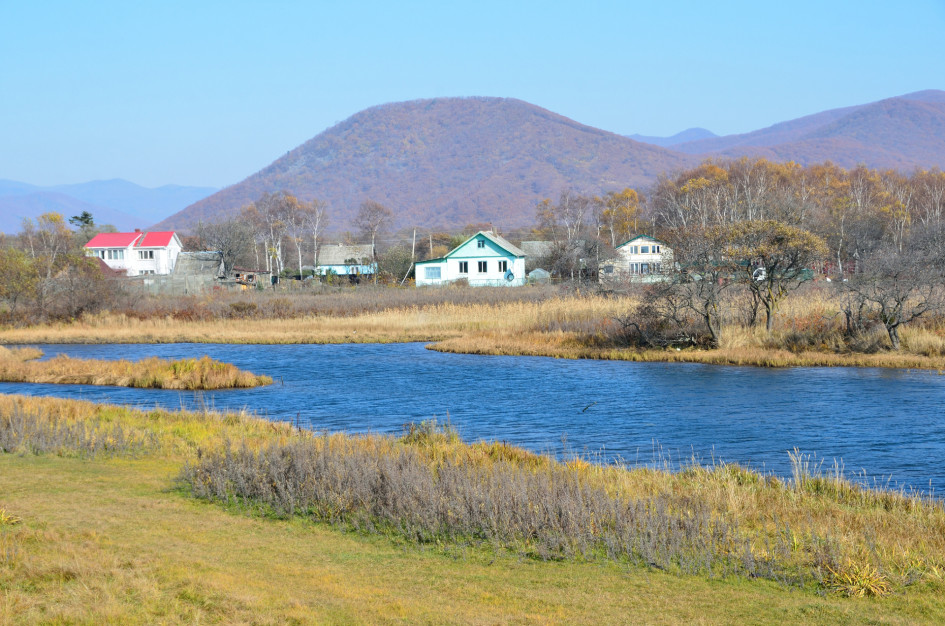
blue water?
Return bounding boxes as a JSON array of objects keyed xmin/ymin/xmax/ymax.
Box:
[{"xmin": 3, "ymin": 343, "xmax": 945, "ymax": 494}]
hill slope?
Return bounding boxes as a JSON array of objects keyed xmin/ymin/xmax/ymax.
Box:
[
  {"xmin": 157, "ymin": 97, "xmax": 696, "ymax": 231},
  {"xmin": 673, "ymin": 90, "xmax": 945, "ymax": 169},
  {"xmin": 161, "ymin": 91, "xmax": 945, "ymax": 232}
]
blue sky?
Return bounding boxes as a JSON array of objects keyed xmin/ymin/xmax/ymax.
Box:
[{"xmin": 2, "ymin": 0, "xmax": 943, "ymax": 188}]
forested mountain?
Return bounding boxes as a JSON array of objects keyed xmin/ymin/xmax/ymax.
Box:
[
  {"xmin": 670, "ymin": 91, "xmax": 945, "ymax": 169},
  {"xmin": 159, "ymin": 92, "xmax": 945, "ymax": 232},
  {"xmin": 156, "ymin": 98, "xmax": 697, "ymax": 231}
]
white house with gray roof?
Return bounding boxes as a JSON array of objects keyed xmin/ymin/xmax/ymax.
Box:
[
  {"xmin": 600, "ymin": 234, "xmax": 673, "ymax": 284},
  {"xmin": 415, "ymin": 231, "xmax": 526, "ymax": 287},
  {"xmin": 314, "ymin": 243, "xmax": 376, "ymax": 278}
]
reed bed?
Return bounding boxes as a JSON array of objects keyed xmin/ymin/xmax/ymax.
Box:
[
  {"xmin": 0, "ymin": 354, "xmax": 271, "ymax": 389},
  {"xmin": 0, "ymin": 346, "xmax": 43, "ymax": 362},
  {"xmin": 2, "ymin": 395, "xmax": 944, "ymax": 597},
  {"xmin": 2, "ymin": 285, "xmax": 945, "ymax": 370}
]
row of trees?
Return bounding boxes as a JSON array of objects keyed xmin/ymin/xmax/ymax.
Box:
[
  {"xmin": 193, "ymin": 194, "xmax": 393, "ymax": 279},
  {"xmin": 0, "ymin": 212, "xmax": 118, "ymax": 322},
  {"xmin": 528, "ymin": 160, "xmax": 945, "ymax": 281}
]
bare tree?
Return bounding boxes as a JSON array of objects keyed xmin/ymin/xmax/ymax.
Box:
[
  {"xmin": 618, "ymin": 226, "xmax": 736, "ymax": 348},
  {"xmin": 252, "ymin": 191, "xmax": 299, "ymax": 275},
  {"xmin": 300, "ymin": 198, "xmax": 329, "ymax": 269},
  {"xmin": 194, "ymin": 218, "xmax": 255, "ymax": 275},
  {"xmin": 354, "ymin": 200, "xmax": 392, "ymax": 283},
  {"xmin": 844, "ymin": 244, "xmax": 945, "ymax": 350}
]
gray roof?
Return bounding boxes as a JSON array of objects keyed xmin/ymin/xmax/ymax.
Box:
[
  {"xmin": 173, "ymin": 251, "xmax": 224, "ymax": 277},
  {"xmin": 479, "ymin": 231, "xmax": 525, "ymax": 257},
  {"xmin": 521, "ymin": 241, "xmax": 554, "ymax": 258},
  {"xmin": 317, "ymin": 244, "xmax": 374, "ymax": 266}
]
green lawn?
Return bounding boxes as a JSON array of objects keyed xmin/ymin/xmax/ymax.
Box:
[{"xmin": 1, "ymin": 454, "xmax": 942, "ymax": 624}]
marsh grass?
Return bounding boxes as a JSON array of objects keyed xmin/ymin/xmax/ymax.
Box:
[
  {"xmin": 2, "ymin": 394, "xmax": 945, "ymax": 607},
  {"xmin": 175, "ymin": 419, "xmax": 945, "ymax": 594},
  {"xmin": 0, "ymin": 354, "xmax": 271, "ymax": 389},
  {"xmin": 3, "ymin": 285, "xmax": 945, "ymax": 369},
  {"xmin": 0, "ymin": 346, "xmax": 43, "ymax": 362},
  {"xmin": 0, "ymin": 403, "xmax": 157, "ymax": 457}
]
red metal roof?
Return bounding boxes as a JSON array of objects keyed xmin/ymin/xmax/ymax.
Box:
[
  {"xmin": 85, "ymin": 232, "xmax": 142, "ymax": 248},
  {"xmin": 84, "ymin": 231, "xmax": 178, "ymax": 249},
  {"xmin": 137, "ymin": 231, "xmax": 176, "ymax": 247}
]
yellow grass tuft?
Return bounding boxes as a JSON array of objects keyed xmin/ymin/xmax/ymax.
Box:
[{"xmin": 0, "ymin": 354, "xmax": 271, "ymax": 389}]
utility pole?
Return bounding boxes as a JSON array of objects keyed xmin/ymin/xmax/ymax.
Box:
[{"xmin": 401, "ymin": 228, "xmax": 416, "ymax": 285}]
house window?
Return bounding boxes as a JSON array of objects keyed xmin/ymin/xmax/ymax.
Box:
[
  {"xmin": 477, "ymin": 261, "xmax": 487, "ymax": 273},
  {"xmin": 654, "ymin": 245, "xmax": 661, "ymax": 254},
  {"xmin": 477, "ymin": 239, "xmax": 485, "ymax": 248},
  {"xmin": 641, "ymin": 246, "xmax": 650, "ymax": 254},
  {"xmin": 629, "ymin": 263, "xmax": 639, "ymax": 274},
  {"xmin": 629, "ymin": 246, "xmax": 638, "ymax": 254},
  {"xmin": 603, "ymin": 265, "xmax": 613, "ymax": 274},
  {"xmin": 498, "ymin": 260, "xmax": 508, "ymax": 272},
  {"xmin": 424, "ymin": 267, "xmax": 441, "ymax": 279},
  {"xmin": 138, "ymin": 250, "xmax": 155, "ymax": 260},
  {"xmin": 107, "ymin": 249, "xmax": 124, "ymax": 260},
  {"xmin": 641, "ymin": 263, "xmax": 650, "ymax": 274},
  {"xmin": 653, "ymin": 263, "xmax": 661, "ymax": 274},
  {"xmin": 458, "ymin": 261, "xmax": 468, "ymax": 274}
]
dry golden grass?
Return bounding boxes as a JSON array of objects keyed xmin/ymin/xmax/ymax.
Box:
[
  {"xmin": 0, "ymin": 354, "xmax": 271, "ymax": 389},
  {"xmin": 2, "ymin": 288, "xmax": 945, "ymax": 370},
  {"xmin": 0, "ymin": 345, "xmax": 43, "ymax": 362},
  {"xmin": 0, "ymin": 295, "xmax": 629, "ymax": 345},
  {"xmin": 430, "ymin": 330, "xmax": 945, "ymax": 369}
]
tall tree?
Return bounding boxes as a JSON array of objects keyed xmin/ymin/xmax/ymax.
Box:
[
  {"xmin": 726, "ymin": 220, "xmax": 828, "ymax": 332},
  {"xmin": 300, "ymin": 198, "xmax": 329, "ymax": 269},
  {"xmin": 599, "ymin": 188, "xmax": 641, "ymax": 247},
  {"xmin": 194, "ymin": 218, "xmax": 255, "ymax": 274},
  {"xmin": 354, "ymin": 200, "xmax": 392, "ymax": 283}
]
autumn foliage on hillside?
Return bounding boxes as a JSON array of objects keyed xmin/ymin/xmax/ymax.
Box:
[{"xmin": 157, "ymin": 93, "xmax": 945, "ymax": 233}]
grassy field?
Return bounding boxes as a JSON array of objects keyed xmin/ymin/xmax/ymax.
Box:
[
  {"xmin": 2, "ymin": 395, "xmax": 945, "ymax": 623},
  {"xmin": 2, "ymin": 286, "xmax": 945, "ymax": 370}
]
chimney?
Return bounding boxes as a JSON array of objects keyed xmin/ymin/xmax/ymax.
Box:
[{"xmin": 134, "ymin": 228, "xmax": 141, "ymax": 233}]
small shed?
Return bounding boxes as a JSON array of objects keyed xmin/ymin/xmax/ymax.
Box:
[{"xmin": 528, "ymin": 268, "xmax": 551, "ymax": 284}]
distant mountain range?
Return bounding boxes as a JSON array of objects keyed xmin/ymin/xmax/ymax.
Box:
[
  {"xmin": 627, "ymin": 128, "xmax": 718, "ymax": 147},
  {"xmin": 22, "ymin": 90, "xmax": 945, "ymax": 234},
  {"xmin": 0, "ymin": 179, "xmax": 217, "ymax": 234}
]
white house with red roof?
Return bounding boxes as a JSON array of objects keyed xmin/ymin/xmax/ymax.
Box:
[{"xmin": 84, "ymin": 230, "xmax": 183, "ymax": 276}]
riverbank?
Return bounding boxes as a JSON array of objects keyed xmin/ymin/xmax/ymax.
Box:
[
  {"xmin": 1, "ymin": 394, "xmax": 944, "ymax": 623},
  {"xmin": 0, "ymin": 352, "xmax": 271, "ymax": 389},
  {"xmin": 2, "ymin": 293, "xmax": 945, "ymax": 370}
]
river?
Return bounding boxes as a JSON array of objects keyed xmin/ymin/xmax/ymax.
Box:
[{"xmin": 3, "ymin": 342, "xmax": 944, "ymax": 494}]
